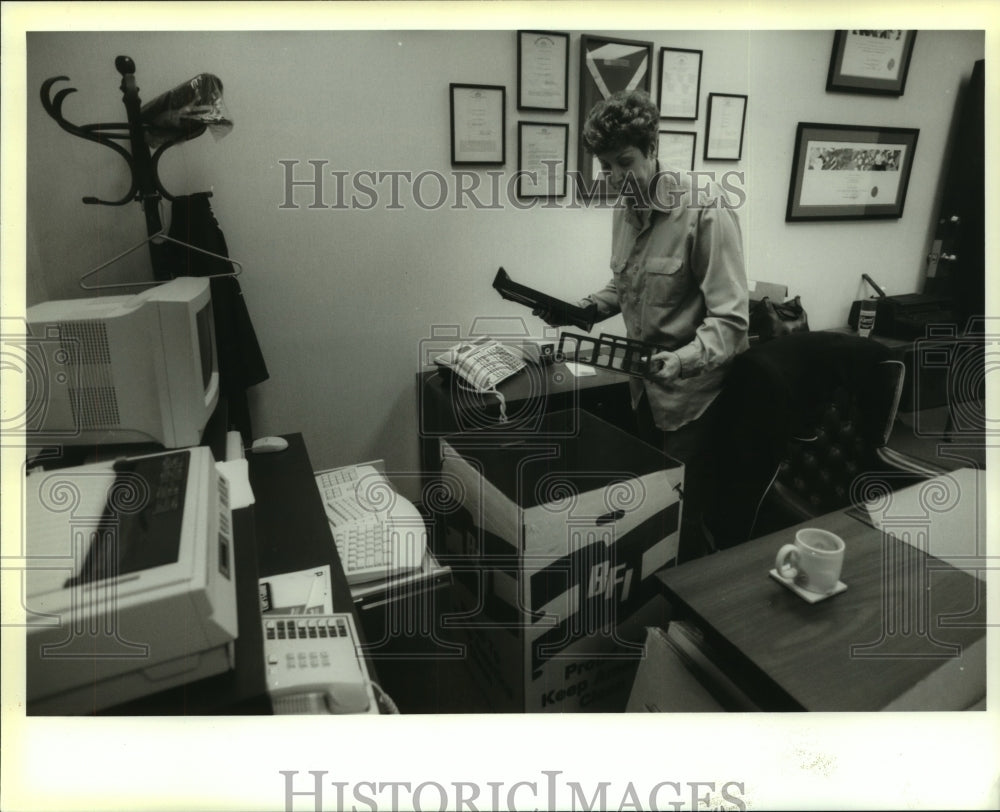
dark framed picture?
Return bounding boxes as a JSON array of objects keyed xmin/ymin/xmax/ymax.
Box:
[
  {"xmin": 517, "ymin": 122, "xmax": 569, "ymax": 199},
  {"xmin": 827, "ymin": 30, "xmax": 917, "ymax": 96},
  {"xmin": 449, "ymin": 83, "xmax": 506, "ymax": 166},
  {"xmin": 517, "ymin": 30, "xmax": 569, "ymax": 111},
  {"xmin": 577, "ymin": 34, "xmax": 654, "ymax": 196},
  {"xmin": 786, "ymin": 122, "xmax": 919, "ymax": 222},
  {"xmin": 704, "ymin": 93, "xmax": 747, "ymax": 161},
  {"xmin": 657, "ymin": 47, "xmax": 702, "ymax": 120},
  {"xmin": 658, "ymin": 130, "xmax": 696, "ymax": 171}
]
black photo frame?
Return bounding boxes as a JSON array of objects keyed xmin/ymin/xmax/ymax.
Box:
[
  {"xmin": 517, "ymin": 122, "xmax": 569, "ymax": 199},
  {"xmin": 657, "ymin": 47, "xmax": 702, "ymax": 120},
  {"xmin": 785, "ymin": 122, "xmax": 919, "ymax": 222},
  {"xmin": 577, "ymin": 34, "xmax": 654, "ymax": 197},
  {"xmin": 704, "ymin": 93, "xmax": 747, "ymax": 161},
  {"xmin": 449, "ymin": 83, "xmax": 506, "ymax": 166},
  {"xmin": 658, "ymin": 130, "xmax": 696, "ymax": 171},
  {"xmin": 517, "ymin": 30, "xmax": 569, "ymax": 111},
  {"xmin": 827, "ymin": 30, "xmax": 917, "ymax": 96}
]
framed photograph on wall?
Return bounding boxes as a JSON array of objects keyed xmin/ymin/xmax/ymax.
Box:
[
  {"xmin": 517, "ymin": 30, "xmax": 569, "ymax": 111},
  {"xmin": 658, "ymin": 130, "xmax": 696, "ymax": 171},
  {"xmin": 786, "ymin": 122, "xmax": 919, "ymax": 221},
  {"xmin": 704, "ymin": 93, "xmax": 747, "ymax": 161},
  {"xmin": 827, "ymin": 30, "xmax": 917, "ymax": 96},
  {"xmin": 517, "ymin": 122, "xmax": 569, "ymax": 199},
  {"xmin": 657, "ymin": 47, "xmax": 702, "ymax": 120},
  {"xmin": 450, "ymin": 83, "xmax": 506, "ymax": 166},
  {"xmin": 577, "ymin": 34, "xmax": 653, "ymax": 196}
]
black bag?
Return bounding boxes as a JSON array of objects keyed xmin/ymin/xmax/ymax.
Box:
[{"xmin": 749, "ymin": 296, "xmax": 809, "ymax": 342}]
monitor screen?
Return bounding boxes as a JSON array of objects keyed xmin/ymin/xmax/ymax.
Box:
[{"xmin": 196, "ymin": 300, "xmax": 215, "ymax": 393}]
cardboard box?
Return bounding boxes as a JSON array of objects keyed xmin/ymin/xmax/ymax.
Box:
[
  {"xmin": 627, "ymin": 623, "xmax": 758, "ymax": 712},
  {"xmin": 439, "ymin": 409, "xmax": 682, "ymax": 712}
]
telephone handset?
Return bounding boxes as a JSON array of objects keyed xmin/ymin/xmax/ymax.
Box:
[{"xmin": 434, "ymin": 338, "xmax": 526, "ymax": 393}]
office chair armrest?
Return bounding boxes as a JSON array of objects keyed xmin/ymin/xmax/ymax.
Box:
[{"xmin": 876, "ymin": 446, "xmax": 955, "ymax": 478}]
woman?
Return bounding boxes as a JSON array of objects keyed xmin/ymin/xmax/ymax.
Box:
[{"xmin": 539, "ymin": 89, "xmax": 749, "ymax": 562}]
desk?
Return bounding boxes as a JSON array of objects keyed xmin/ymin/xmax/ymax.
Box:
[{"xmin": 657, "ymin": 510, "xmax": 986, "ymax": 711}]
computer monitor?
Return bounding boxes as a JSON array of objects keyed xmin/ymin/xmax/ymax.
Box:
[{"xmin": 26, "ymin": 276, "xmax": 219, "ymax": 448}]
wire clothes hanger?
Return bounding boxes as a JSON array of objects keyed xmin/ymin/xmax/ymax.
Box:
[{"xmin": 79, "ymin": 228, "xmax": 244, "ymax": 290}]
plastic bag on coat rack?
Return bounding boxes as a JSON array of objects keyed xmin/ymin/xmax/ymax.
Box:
[{"xmin": 141, "ymin": 73, "xmax": 233, "ymax": 148}]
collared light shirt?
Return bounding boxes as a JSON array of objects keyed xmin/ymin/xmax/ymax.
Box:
[{"xmin": 583, "ymin": 168, "xmax": 750, "ymax": 431}]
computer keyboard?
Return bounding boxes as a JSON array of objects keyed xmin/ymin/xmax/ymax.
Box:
[{"xmin": 315, "ymin": 464, "xmax": 427, "ymax": 586}]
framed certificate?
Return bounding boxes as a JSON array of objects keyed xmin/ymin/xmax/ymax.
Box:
[
  {"xmin": 704, "ymin": 92, "xmax": 747, "ymax": 161},
  {"xmin": 827, "ymin": 30, "xmax": 917, "ymax": 96},
  {"xmin": 658, "ymin": 130, "xmax": 696, "ymax": 171},
  {"xmin": 657, "ymin": 47, "xmax": 702, "ymax": 120},
  {"xmin": 517, "ymin": 122, "xmax": 569, "ymax": 199},
  {"xmin": 786, "ymin": 122, "xmax": 919, "ymax": 221},
  {"xmin": 577, "ymin": 34, "xmax": 653, "ymax": 197},
  {"xmin": 449, "ymin": 83, "xmax": 506, "ymax": 166},
  {"xmin": 517, "ymin": 30, "xmax": 569, "ymax": 111}
]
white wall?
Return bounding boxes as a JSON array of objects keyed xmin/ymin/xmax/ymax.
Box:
[
  {"xmin": 24, "ymin": 30, "xmax": 984, "ymax": 500},
  {"xmin": 745, "ymin": 30, "xmax": 983, "ymax": 321}
]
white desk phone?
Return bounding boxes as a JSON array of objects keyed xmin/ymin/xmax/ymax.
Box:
[
  {"xmin": 262, "ymin": 612, "xmax": 374, "ymax": 714},
  {"xmin": 434, "ymin": 338, "xmax": 527, "ymax": 392}
]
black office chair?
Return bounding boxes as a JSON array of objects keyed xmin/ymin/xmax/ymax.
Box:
[{"xmin": 707, "ymin": 331, "xmax": 940, "ymax": 548}]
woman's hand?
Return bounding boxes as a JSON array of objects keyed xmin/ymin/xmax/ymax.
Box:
[
  {"xmin": 647, "ymin": 350, "xmax": 682, "ymax": 382},
  {"xmin": 531, "ymin": 307, "xmax": 571, "ymax": 327}
]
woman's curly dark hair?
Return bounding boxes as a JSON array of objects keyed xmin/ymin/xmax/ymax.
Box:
[{"xmin": 582, "ymin": 89, "xmax": 660, "ymax": 157}]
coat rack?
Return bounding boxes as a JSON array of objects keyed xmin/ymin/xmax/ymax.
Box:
[{"xmin": 41, "ymin": 55, "xmax": 213, "ymax": 282}]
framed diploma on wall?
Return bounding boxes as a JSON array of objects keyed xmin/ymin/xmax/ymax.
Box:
[
  {"xmin": 827, "ymin": 30, "xmax": 917, "ymax": 96},
  {"xmin": 517, "ymin": 122, "xmax": 569, "ymax": 199},
  {"xmin": 517, "ymin": 30, "xmax": 569, "ymax": 111},
  {"xmin": 786, "ymin": 122, "xmax": 919, "ymax": 221},
  {"xmin": 658, "ymin": 130, "xmax": 696, "ymax": 171},
  {"xmin": 704, "ymin": 93, "xmax": 747, "ymax": 161},
  {"xmin": 657, "ymin": 47, "xmax": 702, "ymax": 120},
  {"xmin": 577, "ymin": 34, "xmax": 653, "ymax": 197},
  {"xmin": 449, "ymin": 84, "xmax": 506, "ymax": 166}
]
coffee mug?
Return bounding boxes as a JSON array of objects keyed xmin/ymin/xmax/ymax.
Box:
[{"xmin": 775, "ymin": 528, "xmax": 845, "ymax": 595}]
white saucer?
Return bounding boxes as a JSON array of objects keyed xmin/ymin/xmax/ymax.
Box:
[{"xmin": 769, "ymin": 569, "xmax": 847, "ymax": 604}]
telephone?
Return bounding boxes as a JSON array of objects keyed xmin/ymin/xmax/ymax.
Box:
[
  {"xmin": 262, "ymin": 612, "xmax": 373, "ymax": 714},
  {"xmin": 434, "ymin": 338, "xmax": 526, "ymax": 393}
]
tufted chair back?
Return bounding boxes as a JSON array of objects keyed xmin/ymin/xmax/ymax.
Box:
[
  {"xmin": 770, "ymin": 358, "xmax": 904, "ymax": 519},
  {"xmin": 708, "ymin": 331, "xmax": 912, "ymax": 548}
]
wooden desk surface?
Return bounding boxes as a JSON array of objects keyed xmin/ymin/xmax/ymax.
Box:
[
  {"xmin": 247, "ymin": 432, "xmax": 355, "ymax": 613},
  {"xmin": 657, "ymin": 511, "xmax": 986, "ymax": 711}
]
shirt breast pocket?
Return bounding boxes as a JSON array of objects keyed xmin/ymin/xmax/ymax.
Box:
[{"xmin": 643, "ymin": 256, "xmax": 686, "ymax": 308}]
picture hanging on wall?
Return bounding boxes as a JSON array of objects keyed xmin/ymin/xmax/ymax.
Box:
[
  {"xmin": 786, "ymin": 122, "xmax": 919, "ymax": 221},
  {"xmin": 657, "ymin": 47, "xmax": 702, "ymax": 120},
  {"xmin": 827, "ymin": 30, "xmax": 917, "ymax": 96},
  {"xmin": 517, "ymin": 30, "xmax": 569, "ymax": 111},
  {"xmin": 517, "ymin": 122, "xmax": 569, "ymax": 199},
  {"xmin": 658, "ymin": 130, "xmax": 696, "ymax": 171},
  {"xmin": 450, "ymin": 83, "xmax": 506, "ymax": 166},
  {"xmin": 577, "ymin": 34, "xmax": 653, "ymax": 198},
  {"xmin": 704, "ymin": 93, "xmax": 747, "ymax": 161}
]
